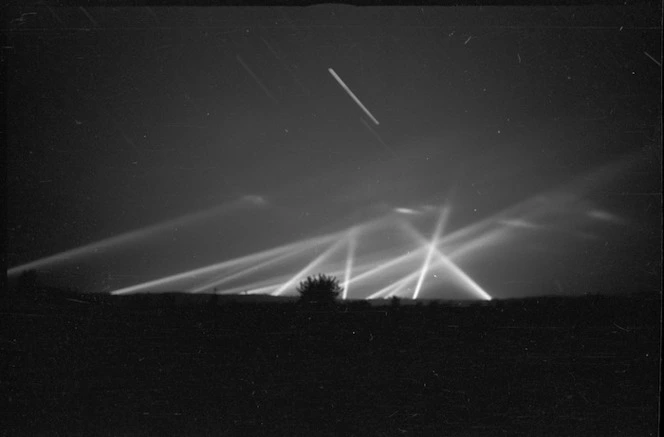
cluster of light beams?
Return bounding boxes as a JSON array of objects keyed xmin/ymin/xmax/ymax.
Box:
[
  {"xmin": 271, "ymin": 237, "xmax": 348, "ymax": 296},
  {"xmin": 104, "ymin": 157, "xmax": 630, "ymax": 298},
  {"xmin": 412, "ymin": 206, "xmax": 451, "ymax": 300},
  {"xmin": 400, "ymin": 221, "xmax": 492, "ymax": 301},
  {"xmin": 188, "ymin": 242, "xmax": 313, "ymax": 294},
  {"xmin": 343, "ymin": 217, "xmax": 438, "ymax": 288},
  {"xmin": 362, "ymin": 220, "xmax": 501, "ymax": 300},
  {"xmin": 342, "ymin": 229, "xmax": 358, "ymax": 300},
  {"xmin": 108, "ymin": 189, "xmax": 618, "ymax": 297},
  {"xmin": 110, "ymin": 232, "xmax": 339, "ymax": 295},
  {"xmin": 108, "ymin": 215, "xmax": 389, "ymax": 296}
]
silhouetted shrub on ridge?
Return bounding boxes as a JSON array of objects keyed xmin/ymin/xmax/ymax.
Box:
[{"xmin": 297, "ymin": 274, "xmax": 342, "ymax": 305}]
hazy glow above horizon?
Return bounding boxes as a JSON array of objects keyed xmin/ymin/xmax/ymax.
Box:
[
  {"xmin": 6, "ymin": 10, "xmax": 657, "ymax": 303},
  {"xmin": 8, "ymin": 156, "xmax": 635, "ymax": 301}
]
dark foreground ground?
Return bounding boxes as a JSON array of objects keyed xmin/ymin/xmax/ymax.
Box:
[{"xmin": 1, "ymin": 291, "xmax": 660, "ymax": 436}]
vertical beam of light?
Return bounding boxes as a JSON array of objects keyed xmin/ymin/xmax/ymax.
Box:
[
  {"xmin": 272, "ymin": 237, "xmax": 348, "ymax": 296},
  {"xmin": 189, "ymin": 240, "xmax": 316, "ymax": 293},
  {"xmin": 8, "ymin": 200, "xmax": 250, "ymax": 277},
  {"xmin": 401, "ymin": 222, "xmax": 492, "ymax": 301},
  {"xmin": 413, "ymin": 207, "xmax": 451, "ymax": 300},
  {"xmin": 342, "ymin": 229, "xmax": 358, "ymax": 300},
  {"xmin": 236, "ymin": 54, "xmax": 279, "ymax": 104},
  {"xmin": 328, "ymin": 68, "xmax": 380, "ymax": 125},
  {"xmin": 110, "ymin": 233, "xmax": 339, "ymax": 295}
]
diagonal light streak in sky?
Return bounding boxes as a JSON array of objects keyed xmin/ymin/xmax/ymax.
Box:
[
  {"xmin": 7, "ymin": 200, "xmax": 254, "ymax": 277},
  {"xmin": 188, "ymin": 241, "xmax": 316, "ymax": 294},
  {"xmin": 360, "ymin": 117, "xmax": 397, "ymax": 157},
  {"xmin": 221, "ymin": 264, "xmax": 351, "ymax": 296},
  {"xmin": 236, "ymin": 54, "xmax": 279, "ymax": 104},
  {"xmin": 363, "ymin": 219, "xmax": 511, "ymax": 300},
  {"xmin": 109, "ymin": 233, "xmax": 339, "ymax": 295},
  {"xmin": 260, "ymin": 36, "xmax": 310, "ymax": 95},
  {"xmin": 272, "ymin": 237, "xmax": 348, "ymax": 296},
  {"xmin": 366, "ymin": 273, "xmax": 415, "ymax": 300},
  {"xmin": 328, "ymin": 68, "xmax": 380, "ymax": 125},
  {"xmin": 108, "ymin": 215, "xmax": 388, "ymax": 296},
  {"xmin": 643, "ymin": 51, "xmax": 661, "ymax": 67}
]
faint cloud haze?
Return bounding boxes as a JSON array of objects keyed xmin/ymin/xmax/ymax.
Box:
[{"xmin": 241, "ymin": 194, "xmax": 269, "ymax": 206}]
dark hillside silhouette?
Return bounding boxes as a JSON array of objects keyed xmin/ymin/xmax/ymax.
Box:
[{"xmin": 1, "ymin": 283, "xmax": 660, "ymax": 437}]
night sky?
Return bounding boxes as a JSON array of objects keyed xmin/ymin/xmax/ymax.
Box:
[{"xmin": 6, "ymin": 5, "xmax": 662, "ymax": 299}]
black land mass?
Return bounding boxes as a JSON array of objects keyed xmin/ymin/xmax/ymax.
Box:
[{"xmin": 1, "ymin": 287, "xmax": 660, "ymax": 437}]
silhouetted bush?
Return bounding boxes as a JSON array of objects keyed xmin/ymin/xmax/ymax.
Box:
[
  {"xmin": 297, "ymin": 274, "xmax": 342, "ymax": 305},
  {"xmin": 390, "ymin": 296, "xmax": 401, "ymax": 308}
]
